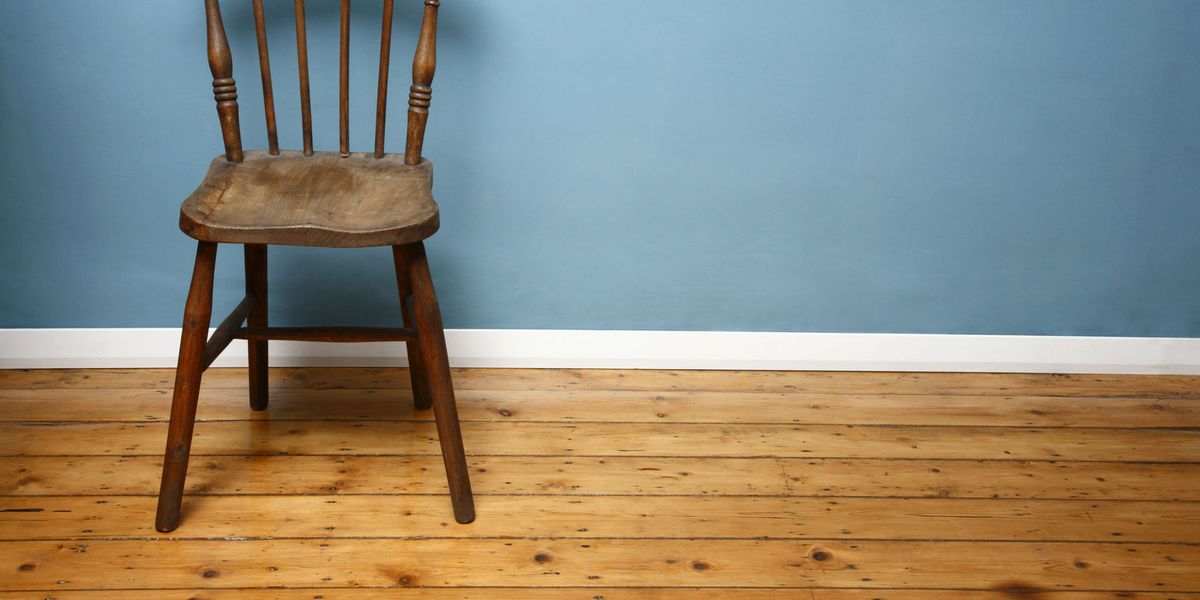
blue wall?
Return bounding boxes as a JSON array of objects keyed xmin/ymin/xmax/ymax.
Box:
[{"xmin": 2, "ymin": 0, "xmax": 1198, "ymax": 335}]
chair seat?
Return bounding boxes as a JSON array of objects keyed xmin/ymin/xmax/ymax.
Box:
[{"xmin": 180, "ymin": 150, "xmax": 440, "ymax": 248}]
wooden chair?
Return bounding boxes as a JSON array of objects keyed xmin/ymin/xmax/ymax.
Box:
[{"xmin": 155, "ymin": 0, "xmax": 473, "ymax": 532}]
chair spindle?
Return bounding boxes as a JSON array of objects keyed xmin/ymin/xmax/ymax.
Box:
[
  {"xmin": 294, "ymin": 0, "xmax": 314, "ymax": 156},
  {"xmin": 405, "ymin": 0, "xmax": 440, "ymax": 166},
  {"xmin": 251, "ymin": 0, "xmax": 279, "ymax": 155},
  {"xmin": 374, "ymin": 0, "xmax": 395, "ymax": 158},
  {"xmin": 205, "ymin": 0, "xmax": 243, "ymax": 162},
  {"xmin": 339, "ymin": 0, "xmax": 351, "ymax": 157}
]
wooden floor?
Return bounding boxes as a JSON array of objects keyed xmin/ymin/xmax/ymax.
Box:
[{"xmin": 1, "ymin": 368, "xmax": 1199, "ymax": 598}]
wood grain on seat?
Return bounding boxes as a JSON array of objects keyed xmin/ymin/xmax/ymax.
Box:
[{"xmin": 179, "ymin": 150, "xmax": 440, "ymax": 248}]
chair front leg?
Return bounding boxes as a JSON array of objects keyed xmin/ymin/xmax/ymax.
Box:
[
  {"xmin": 245, "ymin": 244, "xmax": 269, "ymax": 411},
  {"xmin": 392, "ymin": 246, "xmax": 433, "ymax": 410},
  {"xmin": 399, "ymin": 241, "xmax": 475, "ymax": 524},
  {"xmin": 156, "ymin": 241, "xmax": 218, "ymax": 532}
]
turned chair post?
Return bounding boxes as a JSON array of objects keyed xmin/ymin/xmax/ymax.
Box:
[
  {"xmin": 205, "ymin": 0, "xmax": 242, "ymax": 163},
  {"xmin": 405, "ymin": 0, "xmax": 439, "ymax": 165}
]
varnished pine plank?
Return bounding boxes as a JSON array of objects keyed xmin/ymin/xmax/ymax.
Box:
[
  {"xmin": 4, "ymin": 590, "xmax": 1195, "ymax": 600},
  {"xmin": 3, "ymin": 538, "xmax": 1196, "ymax": 591},
  {"xmin": 4, "ymin": 421, "xmax": 1197, "ymax": 462},
  {"xmin": 0, "ymin": 590, "xmax": 1193, "ymax": 599},
  {"xmin": 1, "ymin": 387, "xmax": 1196, "ymax": 427},
  {"xmin": 4, "ymin": 455, "xmax": 1197, "ymax": 500},
  {"xmin": 2, "ymin": 495, "xmax": 1197, "ymax": 543},
  {"xmin": 0, "ymin": 455, "xmax": 787, "ymax": 497},
  {"xmin": 3, "ymin": 368, "xmax": 1197, "ymax": 398}
]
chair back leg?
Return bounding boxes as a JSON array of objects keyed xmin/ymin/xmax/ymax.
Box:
[
  {"xmin": 393, "ymin": 246, "xmax": 433, "ymax": 410},
  {"xmin": 399, "ymin": 241, "xmax": 476, "ymax": 524},
  {"xmin": 156, "ymin": 241, "xmax": 218, "ymax": 532},
  {"xmin": 245, "ymin": 244, "xmax": 269, "ymax": 410}
]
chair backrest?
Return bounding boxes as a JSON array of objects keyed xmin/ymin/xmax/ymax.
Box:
[{"xmin": 203, "ymin": 0, "xmax": 440, "ymax": 165}]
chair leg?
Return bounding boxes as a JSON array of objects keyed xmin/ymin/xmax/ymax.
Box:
[
  {"xmin": 245, "ymin": 244, "xmax": 269, "ymax": 411},
  {"xmin": 392, "ymin": 246, "xmax": 432, "ymax": 410},
  {"xmin": 156, "ymin": 241, "xmax": 218, "ymax": 533},
  {"xmin": 398, "ymin": 242, "xmax": 475, "ymax": 524}
]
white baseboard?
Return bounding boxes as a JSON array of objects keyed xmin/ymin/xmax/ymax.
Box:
[{"xmin": 0, "ymin": 328, "xmax": 1198, "ymax": 374}]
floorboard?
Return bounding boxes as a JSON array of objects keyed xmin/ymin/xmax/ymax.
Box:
[
  {"xmin": 2, "ymin": 496, "xmax": 1197, "ymax": 542},
  {"xmin": 7, "ymin": 455, "xmax": 1200, "ymax": 499},
  {"xmin": 5, "ymin": 421, "xmax": 1198, "ymax": 461},
  {"xmin": 4, "ymin": 388, "xmax": 1196, "ymax": 427},
  {"xmin": 1, "ymin": 591, "xmax": 1197, "ymax": 599}
]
